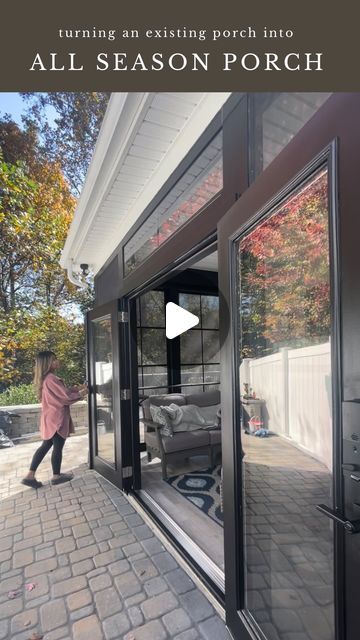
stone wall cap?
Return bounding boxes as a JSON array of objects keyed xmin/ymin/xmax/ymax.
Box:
[{"xmin": 0, "ymin": 401, "xmax": 88, "ymax": 411}]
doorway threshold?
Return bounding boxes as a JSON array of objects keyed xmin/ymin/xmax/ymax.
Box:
[{"xmin": 133, "ymin": 488, "xmax": 225, "ymax": 597}]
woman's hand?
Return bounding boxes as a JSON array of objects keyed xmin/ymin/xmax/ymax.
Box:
[{"xmin": 78, "ymin": 384, "xmax": 88, "ymax": 398}]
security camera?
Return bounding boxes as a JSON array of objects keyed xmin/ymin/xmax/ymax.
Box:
[{"xmin": 80, "ymin": 263, "xmax": 89, "ymax": 276}]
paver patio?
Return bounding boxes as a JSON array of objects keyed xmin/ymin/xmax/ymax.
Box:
[{"xmin": 0, "ymin": 435, "xmax": 230, "ymax": 640}]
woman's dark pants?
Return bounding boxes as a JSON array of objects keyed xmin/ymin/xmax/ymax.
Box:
[{"xmin": 30, "ymin": 432, "xmax": 66, "ymax": 475}]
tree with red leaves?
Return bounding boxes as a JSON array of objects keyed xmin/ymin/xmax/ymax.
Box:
[{"xmin": 240, "ymin": 170, "xmax": 330, "ymax": 358}]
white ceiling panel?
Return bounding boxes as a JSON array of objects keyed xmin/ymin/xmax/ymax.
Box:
[
  {"xmin": 139, "ymin": 121, "xmax": 177, "ymax": 142},
  {"xmin": 145, "ymin": 108, "xmax": 187, "ymax": 130},
  {"xmin": 151, "ymin": 94, "xmax": 196, "ymax": 117},
  {"xmin": 128, "ymin": 145, "xmax": 165, "ymax": 162},
  {"xmin": 133, "ymin": 133, "xmax": 170, "ymax": 153}
]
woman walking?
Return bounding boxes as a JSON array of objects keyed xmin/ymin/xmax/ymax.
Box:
[{"xmin": 22, "ymin": 351, "xmax": 87, "ymax": 489}]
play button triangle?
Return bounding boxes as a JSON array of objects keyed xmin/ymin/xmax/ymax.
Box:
[{"xmin": 166, "ymin": 302, "xmax": 199, "ymax": 339}]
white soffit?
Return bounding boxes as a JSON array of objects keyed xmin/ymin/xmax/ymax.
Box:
[{"xmin": 61, "ymin": 91, "xmax": 231, "ymax": 276}]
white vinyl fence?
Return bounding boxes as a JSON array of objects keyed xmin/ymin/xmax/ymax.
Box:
[{"xmin": 240, "ymin": 341, "xmax": 332, "ymax": 469}]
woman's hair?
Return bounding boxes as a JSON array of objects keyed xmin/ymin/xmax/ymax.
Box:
[{"xmin": 33, "ymin": 351, "xmax": 57, "ymax": 400}]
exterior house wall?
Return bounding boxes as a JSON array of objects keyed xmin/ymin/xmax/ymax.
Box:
[{"xmin": 94, "ymin": 255, "xmax": 120, "ymax": 306}]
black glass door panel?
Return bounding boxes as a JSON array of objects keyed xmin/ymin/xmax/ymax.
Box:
[
  {"xmin": 93, "ymin": 316, "xmax": 115, "ymax": 465},
  {"xmin": 238, "ymin": 167, "xmax": 334, "ymax": 640},
  {"xmin": 88, "ymin": 300, "xmax": 124, "ymax": 489},
  {"xmin": 219, "ymin": 94, "xmax": 360, "ymax": 640}
]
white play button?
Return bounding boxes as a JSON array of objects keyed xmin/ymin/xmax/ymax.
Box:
[{"xmin": 166, "ymin": 302, "xmax": 199, "ymax": 339}]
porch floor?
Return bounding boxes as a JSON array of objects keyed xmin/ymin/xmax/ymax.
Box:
[
  {"xmin": 141, "ymin": 454, "xmax": 224, "ymax": 572},
  {"xmin": 0, "ymin": 435, "xmax": 230, "ymax": 640}
]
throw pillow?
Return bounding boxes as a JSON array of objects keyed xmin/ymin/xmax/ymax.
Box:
[{"xmin": 149, "ymin": 404, "xmax": 173, "ymax": 437}]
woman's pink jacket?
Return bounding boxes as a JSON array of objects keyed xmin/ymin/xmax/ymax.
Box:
[{"xmin": 40, "ymin": 373, "xmax": 81, "ymax": 440}]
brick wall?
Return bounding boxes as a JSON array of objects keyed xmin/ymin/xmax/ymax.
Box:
[{"xmin": 1, "ymin": 402, "xmax": 88, "ymax": 440}]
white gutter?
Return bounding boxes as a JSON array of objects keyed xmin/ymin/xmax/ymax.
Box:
[{"xmin": 66, "ymin": 261, "xmax": 88, "ymax": 289}]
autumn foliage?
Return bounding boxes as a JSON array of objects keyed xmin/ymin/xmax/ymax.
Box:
[
  {"xmin": 240, "ymin": 169, "xmax": 331, "ymax": 358},
  {"xmin": 0, "ymin": 119, "xmax": 92, "ymax": 389}
]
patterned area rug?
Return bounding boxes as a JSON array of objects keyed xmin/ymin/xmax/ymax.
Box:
[{"xmin": 166, "ymin": 465, "xmax": 223, "ymax": 526}]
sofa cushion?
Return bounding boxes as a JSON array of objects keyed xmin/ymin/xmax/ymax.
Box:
[
  {"xmin": 142, "ymin": 394, "xmax": 186, "ymax": 420},
  {"xmin": 145, "ymin": 429, "xmax": 210, "ymax": 453},
  {"xmin": 209, "ymin": 429, "xmax": 222, "ymax": 445},
  {"xmin": 162, "ymin": 430, "xmax": 210, "ymax": 453},
  {"xmin": 185, "ymin": 390, "xmax": 220, "ymax": 407}
]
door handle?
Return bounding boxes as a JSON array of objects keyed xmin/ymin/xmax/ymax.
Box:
[{"xmin": 316, "ymin": 504, "xmax": 360, "ymax": 534}]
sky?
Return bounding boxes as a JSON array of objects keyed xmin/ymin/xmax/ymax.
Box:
[
  {"xmin": 0, "ymin": 93, "xmax": 27, "ymax": 124},
  {"xmin": 0, "ymin": 92, "xmax": 57, "ymax": 126}
]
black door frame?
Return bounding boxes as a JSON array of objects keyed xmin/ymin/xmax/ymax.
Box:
[
  {"xmin": 125, "ymin": 236, "xmax": 227, "ymax": 596},
  {"xmin": 218, "ymin": 93, "xmax": 360, "ymax": 640},
  {"xmin": 87, "ymin": 299, "xmax": 132, "ymax": 489},
  {"xmin": 126, "ymin": 233, "xmax": 219, "ymax": 482}
]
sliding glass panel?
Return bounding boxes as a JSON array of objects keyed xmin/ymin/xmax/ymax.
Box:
[
  {"xmin": 124, "ymin": 131, "xmax": 223, "ymax": 274},
  {"xmin": 93, "ymin": 316, "xmax": 115, "ymax": 465},
  {"xmin": 237, "ymin": 168, "xmax": 334, "ymax": 640}
]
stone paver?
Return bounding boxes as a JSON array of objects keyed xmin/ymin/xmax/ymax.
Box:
[{"xmin": 0, "ymin": 436, "xmax": 230, "ymax": 640}]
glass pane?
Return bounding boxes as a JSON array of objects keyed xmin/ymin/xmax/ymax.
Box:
[
  {"xmin": 124, "ymin": 131, "xmax": 223, "ymax": 273},
  {"xmin": 252, "ymin": 93, "xmax": 331, "ymax": 178},
  {"xmin": 140, "ymin": 290, "xmax": 165, "ymax": 327},
  {"xmin": 180, "ymin": 330, "xmax": 202, "ymax": 364},
  {"xmin": 238, "ymin": 168, "xmax": 334, "ymax": 640},
  {"xmin": 145, "ymin": 387, "xmax": 168, "ymax": 397},
  {"xmin": 203, "ymin": 330, "xmax": 220, "ymax": 363},
  {"xmin": 182, "ymin": 384, "xmax": 204, "ymax": 394},
  {"xmin": 140, "ymin": 365, "xmax": 168, "ymax": 391},
  {"xmin": 181, "ymin": 364, "xmax": 203, "ymax": 387},
  {"xmin": 201, "ymin": 295, "xmax": 219, "ymax": 329},
  {"xmin": 204, "ymin": 363, "xmax": 220, "ymax": 384},
  {"xmin": 206, "ymin": 384, "xmax": 220, "ymax": 392},
  {"xmin": 141, "ymin": 329, "xmax": 167, "ymax": 365},
  {"xmin": 93, "ymin": 316, "xmax": 115, "ymax": 464},
  {"xmin": 179, "ymin": 293, "xmax": 201, "ymax": 320}
]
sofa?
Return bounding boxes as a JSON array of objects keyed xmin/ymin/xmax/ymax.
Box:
[{"xmin": 142, "ymin": 390, "xmax": 221, "ymax": 480}]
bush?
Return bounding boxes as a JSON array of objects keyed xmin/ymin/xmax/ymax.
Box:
[{"xmin": 0, "ymin": 383, "xmax": 38, "ymax": 406}]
